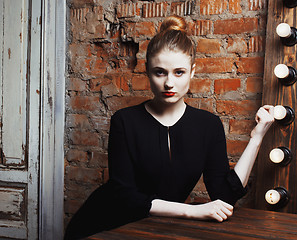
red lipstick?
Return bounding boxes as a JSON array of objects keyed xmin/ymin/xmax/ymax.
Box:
[{"xmin": 162, "ymin": 92, "xmax": 176, "ymax": 97}]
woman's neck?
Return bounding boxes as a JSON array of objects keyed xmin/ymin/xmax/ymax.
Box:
[{"xmin": 145, "ymin": 98, "xmax": 187, "ymax": 126}]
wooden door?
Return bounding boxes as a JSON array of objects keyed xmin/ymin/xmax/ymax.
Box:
[
  {"xmin": 255, "ymin": 0, "xmax": 297, "ymax": 213},
  {"xmin": 0, "ymin": 0, "xmax": 41, "ymax": 238}
]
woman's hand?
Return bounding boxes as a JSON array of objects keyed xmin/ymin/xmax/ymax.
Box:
[
  {"xmin": 250, "ymin": 105, "xmax": 275, "ymax": 142},
  {"xmin": 187, "ymin": 200, "xmax": 233, "ymax": 222}
]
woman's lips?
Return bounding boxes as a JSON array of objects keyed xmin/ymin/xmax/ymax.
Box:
[{"xmin": 162, "ymin": 92, "xmax": 176, "ymax": 97}]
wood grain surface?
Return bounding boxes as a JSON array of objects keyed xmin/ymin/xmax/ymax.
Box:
[
  {"xmin": 87, "ymin": 208, "xmax": 297, "ymax": 239},
  {"xmin": 255, "ymin": 0, "xmax": 297, "ymax": 212}
]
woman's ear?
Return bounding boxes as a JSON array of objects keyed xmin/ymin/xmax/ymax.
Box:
[{"xmin": 191, "ymin": 64, "xmax": 196, "ymax": 78}]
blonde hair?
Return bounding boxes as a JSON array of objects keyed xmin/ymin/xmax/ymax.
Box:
[{"xmin": 146, "ymin": 15, "xmax": 196, "ymax": 68}]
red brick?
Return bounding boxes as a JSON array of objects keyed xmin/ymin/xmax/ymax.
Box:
[
  {"xmin": 90, "ymin": 115, "xmax": 110, "ymax": 132},
  {"xmin": 246, "ymin": 77, "xmax": 263, "ymax": 93},
  {"xmin": 227, "ymin": 38, "xmax": 248, "ymax": 53},
  {"xmin": 249, "ymin": 0, "xmax": 267, "ymax": 11},
  {"xmin": 106, "ymin": 96, "xmax": 151, "ymax": 112},
  {"xmin": 94, "ymin": 22, "xmax": 106, "ymax": 39},
  {"xmin": 70, "ymin": 131, "xmax": 99, "ymax": 146},
  {"xmin": 227, "ymin": 140, "xmax": 248, "ymax": 155},
  {"xmin": 69, "ymin": 43, "xmax": 92, "ymax": 58},
  {"xmin": 196, "ymin": 39, "xmax": 221, "ymax": 54},
  {"xmin": 117, "ymin": 2, "xmax": 141, "ymax": 18},
  {"xmin": 229, "ymin": 0, "xmax": 242, "ymax": 13},
  {"xmin": 67, "ymin": 149, "xmax": 88, "ymax": 164},
  {"xmin": 123, "ymin": 22, "xmax": 156, "ymax": 39},
  {"xmin": 134, "ymin": 59, "xmax": 146, "ymax": 73},
  {"xmin": 188, "ymin": 20, "xmax": 212, "ymax": 36},
  {"xmin": 229, "ymin": 119, "xmax": 255, "ymax": 135},
  {"xmin": 185, "ymin": 98, "xmax": 215, "ymax": 112},
  {"xmin": 214, "ymin": 78, "xmax": 241, "ymax": 95},
  {"xmin": 114, "ymin": 73, "xmax": 130, "ymax": 92},
  {"xmin": 136, "ymin": 22, "xmax": 156, "ymax": 37},
  {"xmin": 67, "ymin": 114, "xmax": 91, "ymax": 129},
  {"xmin": 69, "ymin": 96, "xmax": 100, "ymax": 111},
  {"xmin": 142, "ymin": 2, "xmax": 168, "ymax": 18},
  {"xmin": 189, "ymin": 78, "xmax": 212, "ymax": 94},
  {"xmin": 66, "ymin": 165, "xmax": 102, "ymax": 184},
  {"xmin": 120, "ymin": 42, "xmax": 138, "ymax": 58},
  {"xmin": 185, "ymin": 98, "xmax": 200, "ymax": 108},
  {"xmin": 214, "ymin": 18, "xmax": 258, "ymax": 35},
  {"xmin": 216, "ymin": 100, "xmax": 261, "ymax": 116},
  {"xmin": 94, "ymin": 42, "xmax": 112, "ymax": 58},
  {"xmin": 236, "ymin": 57, "xmax": 264, "ymax": 74},
  {"xmin": 93, "ymin": 6, "xmax": 104, "ymax": 21},
  {"xmin": 68, "ymin": 78, "xmax": 88, "ymax": 91},
  {"xmin": 200, "ymin": 0, "xmax": 227, "ymax": 15},
  {"xmin": 248, "ymin": 36, "xmax": 265, "ymax": 53},
  {"xmin": 131, "ymin": 74, "xmax": 150, "ymax": 90},
  {"xmin": 139, "ymin": 40, "xmax": 150, "ymax": 56},
  {"xmin": 101, "ymin": 83, "xmax": 119, "ymax": 97},
  {"xmin": 200, "ymin": 98, "xmax": 215, "ymax": 112},
  {"xmin": 85, "ymin": 58, "xmax": 108, "ymax": 74},
  {"xmin": 195, "ymin": 57, "xmax": 234, "ymax": 73},
  {"xmin": 171, "ymin": 1, "xmax": 195, "ymax": 16},
  {"xmin": 89, "ymin": 151, "xmax": 108, "ymax": 168}
]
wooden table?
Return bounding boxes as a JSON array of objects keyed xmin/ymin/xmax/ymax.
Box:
[{"xmin": 86, "ymin": 208, "xmax": 297, "ymax": 239}]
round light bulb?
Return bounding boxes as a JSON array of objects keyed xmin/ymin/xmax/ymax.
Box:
[
  {"xmin": 274, "ymin": 64, "xmax": 290, "ymax": 79},
  {"xmin": 274, "ymin": 105, "xmax": 287, "ymax": 120},
  {"xmin": 276, "ymin": 23, "xmax": 291, "ymax": 38},
  {"xmin": 269, "ymin": 148, "xmax": 285, "ymax": 163},
  {"xmin": 265, "ymin": 189, "xmax": 281, "ymax": 205}
]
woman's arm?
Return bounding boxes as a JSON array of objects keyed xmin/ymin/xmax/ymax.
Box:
[
  {"xmin": 150, "ymin": 199, "xmax": 233, "ymax": 222},
  {"xmin": 150, "ymin": 106, "xmax": 274, "ymax": 222},
  {"xmin": 234, "ymin": 105, "xmax": 274, "ymax": 187}
]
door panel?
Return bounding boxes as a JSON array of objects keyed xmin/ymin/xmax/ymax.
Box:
[
  {"xmin": 0, "ymin": 0, "xmax": 40, "ymax": 239},
  {"xmin": 1, "ymin": 0, "xmax": 27, "ymax": 166}
]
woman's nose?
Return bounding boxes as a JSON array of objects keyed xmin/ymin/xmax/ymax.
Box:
[{"xmin": 164, "ymin": 74, "xmax": 174, "ymax": 89}]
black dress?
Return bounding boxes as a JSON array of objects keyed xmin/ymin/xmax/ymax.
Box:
[{"xmin": 64, "ymin": 102, "xmax": 247, "ymax": 239}]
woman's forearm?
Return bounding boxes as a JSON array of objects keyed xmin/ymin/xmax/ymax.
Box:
[
  {"xmin": 234, "ymin": 105, "xmax": 275, "ymax": 187},
  {"xmin": 150, "ymin": 199, "xmax": 233, "ymax": 222},
  {"xmin": 234, "ymin": 137, "xmax": 262, "ymax": 187},
  {"xmin": 150, "ymin": 199, "xmax": 191, "ymax": 218}
]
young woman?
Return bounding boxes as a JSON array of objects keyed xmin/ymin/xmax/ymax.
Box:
[{"xmin": 64, "ymin": 15, "xmax": 274, "ymax": 239}]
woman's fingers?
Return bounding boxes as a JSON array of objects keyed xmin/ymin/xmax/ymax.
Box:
[{"xmin": 209, "ymin": 200, "xmax": 233, "ymax": 222}]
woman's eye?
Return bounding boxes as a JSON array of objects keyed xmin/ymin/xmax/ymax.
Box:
[
  {"xmin": 175, "ymin": 70, "xmax": 185, "ymax": 76},
  {"xmin": 155, "ymin": 70, "xmax": 166, "ymax": 76}
]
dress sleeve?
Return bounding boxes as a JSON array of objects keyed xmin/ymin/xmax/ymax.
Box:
[
  {"xmin": 203, "ymin": 116, "xmax": 247, "ymax": 206},
  {"xmin": 107, "ymin": 111, "xmax": 155, "ymax": 219}
]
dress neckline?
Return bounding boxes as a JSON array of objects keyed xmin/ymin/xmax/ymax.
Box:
[{"xmin": 142, "ymin": 101, "xmax": 188, "ymax": 128}]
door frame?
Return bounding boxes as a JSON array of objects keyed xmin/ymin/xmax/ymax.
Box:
[{"xmin": 39, "ymin": 0, "xmax": 66, "ymax": 239}]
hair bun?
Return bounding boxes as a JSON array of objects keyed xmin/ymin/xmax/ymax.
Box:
[{"xmin": 160, "ymin": 15, "xmax": 187, "ymax": 33}]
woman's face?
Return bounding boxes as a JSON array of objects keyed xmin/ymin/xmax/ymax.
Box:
[{"xmin": 147, "ymin": 49, "xmax": 195, "ymax": 105}]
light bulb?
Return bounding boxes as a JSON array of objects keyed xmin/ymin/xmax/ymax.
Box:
[
  {"xmin": 269, "ymin": 148, "xmax": 285, "ymax": 163},
  {"xmin": 274, "ymin": 105, "xmax": 295, "ymax": 125},
  {"xmin": 274, "ymin": 64, "xmax": 289, "ymax": 78},
  {"xmin": 276, "ymin": 23, "xmax": 291, "ymax": 38},
  {"xmin": 269, "ymin": 147, "xmax": 292, "ymax": 166},
  {"xmin": 274, "ymin": 64, "xmax": 297, "ymax": 86},
  {"xmin": 274, "ymin": 105, "xmax": 287, "ymax": 120},
  {"xmin": 265, "ymin": 189, "xmax": 281, "ymax": 204},
  {"xmin": 265, "ymin": 187, "xmax": 289, "ymax": 208},
  {"xmin": 276, "ymin": 23, "xmax": 297, "ymax": 46}
]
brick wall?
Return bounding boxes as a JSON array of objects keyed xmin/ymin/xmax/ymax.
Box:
[{"xmin": 65, "ymin": 0, "xmax": 268, "ymax": 224}]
